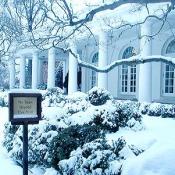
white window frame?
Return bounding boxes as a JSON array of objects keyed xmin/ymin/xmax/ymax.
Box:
[
  {"xmin": 120, "ymin": 47, "xmax": 137, "ymax": 95},
  {"xmin": 91, "ymin": 53, "xmax": 98, "ymax": 88},
  {"xmin": 162, "ymin": 53, "xmax": 175, "ymax": 96}
]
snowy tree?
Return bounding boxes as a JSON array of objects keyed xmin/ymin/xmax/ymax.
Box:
[{"xmin": 0, "ymin": 0, "xmax": 175, "ymax": 71}]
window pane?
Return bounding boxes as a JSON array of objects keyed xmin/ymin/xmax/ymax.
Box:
[
  {"xmin": 166, "ymin": 39, "xmax": 175, "ymax": 54},
  {"xmin": 121, "ymin": 47, "xmax": 137, "ymax": 94}
]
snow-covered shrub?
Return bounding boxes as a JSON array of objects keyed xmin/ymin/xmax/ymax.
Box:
[
  {"xmin": 87, "ymin": 100, "xmax": 143, "ymax": 132},
  {"xmin": 161, "ymin": 104, "xmax": 175, "ymax": 118},
  {"xmin": 139, "ymin": 103, "xmax": 150, "ymax": 115},
  {"xmin": 113, "ymin": 101, "xmax": 142, "ymax": 130},
  {"xmin": 58, "ymin": 137, "xmax": 141, "ymax": 175},
  {"xmin": 147, "ymin": 103, "xmax": 162, "ymax": 116},
  {"xmin": 59, "ymin": 138, "xmax": 121, "ymax": 175},
  {"xmin": 7, "ymin": 122, "xmax": 67, "ymax": 166},
  {"xmin": 0, "ymin": 91, "xmax": 8, "ymax": 107},
  {"xmin": 140, "ymin": 102, "xmax": 175, "ymax": 118},
  {"xmin": 42, "ymin": 87, "xmax": 65, "ymax": 107},
  {"xmin": 3, "ymin": 123, "xmax": 19, "ymax": 152},
  {"xmin": 91, "ymin": 108, "xmax": 119, "ymax": 132},
  {"xmin": 47, "ymin": 124, "xmax": 103, "ymax": 168},
  {"xmin": 111, "ymin": 137, "xmax": 126, "ymax": 157},
  {"xmin": 64, "ymin": 92, "xmax": 89, "ymax": 115},
  {"xmin": 88, "ymin": 87, "xmax": 112, "ymax": 106},
  {"xmin": 0, "ymin": 96, "xmax": 5, "ymax": 106}
]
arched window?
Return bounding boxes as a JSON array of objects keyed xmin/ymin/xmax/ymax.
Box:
[
  {"xmin": 163, "ymin": 39, "xmax": 175, "ymax": 94},
  {"xmin": 121, "ymin": 47, "xmax": 137, "ymax": 94},
  {"xmin": 91, "ymin": 52, "xmax": 98, "ymax": 88},
  {"xmin": 166, "ymin": 39, "xmax": 175, "ymax": 54}
]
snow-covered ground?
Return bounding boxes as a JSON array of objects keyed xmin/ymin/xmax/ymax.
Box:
[
  {"xmin": 1, "ymin": 106, "xmax": 175, "ymax": 175},
  {"xmin": 0, "ymin": 107, "xmax": 24, "ymax": 175}
]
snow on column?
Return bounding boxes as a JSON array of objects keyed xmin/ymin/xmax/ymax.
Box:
[
  {"xmin": 9, "ymin": 59, "xmax": 15, "ymax": 89},
  {"xmin": 138, "ymin": 20, "xmax": 152, "ymax": 102},
  {"xmin": 19, "ymin": 55, "xmax": 26, "ymax": 89},
  {"xmin": 32, "ymin": 51, "xmax": 38, "ymax": 89},
  {"xmin": 98, "ymin": 31, "xmax": 108, "ymax": 89},
  {"xmin": 47, "ymin": 47, "xmax": 56, "ymax": 88},
  {"xmin": 68, "ymin": 42, "xmax": 78, "ymax": 94}
]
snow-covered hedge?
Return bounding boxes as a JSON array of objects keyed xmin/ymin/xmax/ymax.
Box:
[{"xmin": 140, "ymin": 102, "xmax": 175, "ymax": 118}]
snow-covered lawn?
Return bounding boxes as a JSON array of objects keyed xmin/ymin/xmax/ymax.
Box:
[
  {"xmin": 107, "ymin": 116, "xmax": 175, "ymax": 175},
  {"xmin": 1, "ymin": 106, "xmax": 175, "ymax": 175}
]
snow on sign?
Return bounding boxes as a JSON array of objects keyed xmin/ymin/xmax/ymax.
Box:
[{"xmin": 9, "ymin": 92, "xmax": 42, "ymax": 125}]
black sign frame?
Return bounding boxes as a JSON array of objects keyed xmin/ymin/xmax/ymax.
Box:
[{"xmin": 9, "ymin": 93, "xmax": 42, "ymax": 125}]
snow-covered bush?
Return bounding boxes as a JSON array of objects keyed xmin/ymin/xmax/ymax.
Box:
[
  {"xmin": 3, "ymin": 123, "xmax": 19, "ymax": 152},
  {"xmin": 91, "ymin": 107, "xmax": 119, "ymax": 132},
  {"xmin": 113, "ymin": 101, "xmax": 142, "ymax": 130},
  {"xmin": 139, "ymin": 103, "xmax": 150, "ymax": 115},
  {"xmin": 0, "ymin": 91, "xmax": 8, "ymax": 107},
  {"xmin": 47, "ymin": 124, "xmax": 103, "ymax": 168},
  {"xmin": 140, "ymin": 102, "xmax": 175, "ymax": 118},
  {"xmin": 6, "ymin": 121, "xmax": 67, "ymax": 166},
  {"xmin": 161, "ymin": 105, "xmax": 175, "ymax": 118},
  {"xmin": 42, "ymin": 87, "xmax": 65, "ymax": 107},
  {"xmin": 88, "ymin": 87, "xmax": 112, "ymax": 106},
  {"xmin": 58, "ymin": 137, "xmax": 142, "ymax": 175},
  {"xmin": 147, "ymin": 103, "xmax": 162, "ymax": 116},
  {"xmin": 64, "ymin": 92, "xmax": 89, "ymax": 115},
  {"xmin": 3, "ymin": 91, "xmax": 145, "ymax": 174}
]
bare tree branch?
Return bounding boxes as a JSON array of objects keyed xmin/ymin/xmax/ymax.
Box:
[{"xmin": 65, "ymin": 0, "xmax": 172, "ymax": 26}]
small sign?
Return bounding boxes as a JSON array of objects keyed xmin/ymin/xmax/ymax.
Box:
[{"xmin": 9, "ymin": 93, "xmax": 42, "ymax": 125}]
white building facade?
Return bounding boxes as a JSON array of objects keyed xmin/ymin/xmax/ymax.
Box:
[{"xmin": 8, "ymin": 14, "xmax": 175, "ymax": 103}]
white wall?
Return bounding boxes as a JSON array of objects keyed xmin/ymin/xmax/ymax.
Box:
[
  {"xmin": 151, "ymin": 18, "xmax": 175, "ymax": 103},
  {"xmin": 76, "ymin": 16, "xmax": 175, "ymax": 103}
]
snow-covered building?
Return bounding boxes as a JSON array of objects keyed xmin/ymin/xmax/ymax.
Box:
[{"xmin": 8, "ymin": 3, "xmax": 175, "ymax": 104}]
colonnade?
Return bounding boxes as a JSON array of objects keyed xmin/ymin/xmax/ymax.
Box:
[{"xmin": 9, "ymin": 21, "xmax": 153, "ymax": 102}]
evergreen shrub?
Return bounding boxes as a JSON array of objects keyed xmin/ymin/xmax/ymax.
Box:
[
  {"xmin": 42, "ymin": 87, "xmax": 65, "ymax": 107},
  {"xmin": 48, "ymin": 124, "xmax": 103, "ymax": 168},
  {"xmin": 88, "ymin": 87, "xmax": 112, "ymax": 106},
  {"xmin": 3, "ymin": 123, "xmax": 19, "ymax": 152}
]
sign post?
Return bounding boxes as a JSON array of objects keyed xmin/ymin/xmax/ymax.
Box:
[
  {"xmin": 9, "ymin": 92, "xmax": 42, "ymax": 175},
  {"xmin": 23, "ymin": 123, "xmax": 28, "ymax": 175}
]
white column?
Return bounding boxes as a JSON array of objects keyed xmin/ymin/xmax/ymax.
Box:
[
  {"xmin": 19, "ymin": 56, "xmax": 26, "ymax": 89},
  {"xmin": 138, "ymin": 20, "xmax": 152, "ymax": 102},
  {"xmin": 98, "ymin": 31, "xmax": 108, "ymax": 89},
  {"xmin": 37, "ymin": 59, "xmax": 41, "ymax": 85},
  {"xmin": 68, "ymin": 42, "xmax": 78, "ymax": 94},
  {"xmin": 32, "ymin": 51, "xmax": 38, "ymax": 89},
  {"xmin": 9, "ymin": 59, "xmax": 15, "ymax": 89},
  {"xmin": 47, "ymin": 48, "xmax": 56, "ymax": 88}
]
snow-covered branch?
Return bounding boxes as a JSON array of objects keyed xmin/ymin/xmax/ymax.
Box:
[
  {"xmin": 77, "ymin": 55, "xmax": 175, "ymax": 73},
  {"xmin": 67, "ymin": 0, "xmax": 172, "ymax": 26}
]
